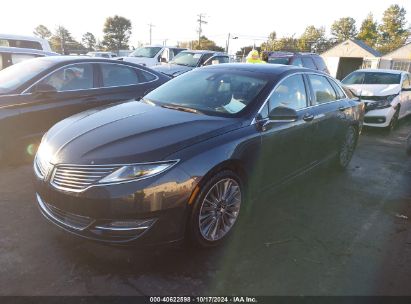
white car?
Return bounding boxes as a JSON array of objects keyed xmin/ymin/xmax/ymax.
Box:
[
  {"xmin": 342, "ymin": 69, "xmax": 411, "ymax": 130},
  {"xmin": 86, "ymin": 51, "xmax": 116, "ymax": 58},
  {"xmin": 120, "ymin": 46, "xmax": 186, "ymax": 67},
  {"xmin": 0, "ymin": 34, "xmax": 52, "ymax": 52}
]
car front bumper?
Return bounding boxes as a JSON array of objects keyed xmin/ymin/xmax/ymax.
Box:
[
  {"xmin": 363, "ymin": 106, "xmax": 396, "ymax": 128},
  {"xmin": 34, "ymin": 166, "xmax": 196, "ymax": 245}
]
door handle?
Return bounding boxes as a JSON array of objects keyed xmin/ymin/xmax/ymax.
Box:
[{"xmin": 303, "ymin": 113, "xmax": 314, "ymax": 122}]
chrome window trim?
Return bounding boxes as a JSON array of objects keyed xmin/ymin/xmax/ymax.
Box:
[
  {"xmin": 22, "ymin": 62, "xmax": 159, "ymax": 94},
  {"xmin": 49, "ymin": 159, "xmax": 180, "ymax": 194},
  {"xmin": 252, "ymin": 71, "xmax": 347, "ymax": 125}
]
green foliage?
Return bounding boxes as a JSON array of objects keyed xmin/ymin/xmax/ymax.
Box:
[
  {"xmin": 357, "ymin": 13, "xmax": 379, "ymax": 47},
  {"xmin": 82, "ymin": 32, "xmax": 96, "ymax": 51},
  {"xmin": 49, "ymin": 26, "xmax": 74, "ymax": 54},
  {"xmin": 33, "ymin": 25, "xmax": 51, "ymax": 39},
  {"xmin": 331, "ymin": 17, "xmax": 358, "ymax": 41},
  {"xmin": 102, "ymin": 15, "xmax": 132, "ymax": 52},
  {"xmin": 180, "ymin": 36, "xmax": 224, "ymax": 52},
  {"xmin": 377, "ymin": 4, "xmax": 408, "ymax": 53},
  {"xmin": 298, "ymin": 26, "xmax": 326, "ymax": 52}
]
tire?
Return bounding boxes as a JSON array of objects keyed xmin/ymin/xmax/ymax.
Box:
[
  {"xmin": 388, "ymin": 108, "xmax": 400, "ymax": 132},
  {"xmin": 335, "ymin": 125, "xmax": 357, "ymax": 170},
  {"xmin": 187, "ymin": 170, "xmax": 243, "ymax": 248}
]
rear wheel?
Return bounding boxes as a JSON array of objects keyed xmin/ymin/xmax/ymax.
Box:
[
  {"xmin": 188, "ymin": 170, "xmax": 243, "ymax": 248},
  {"xmin": 335, "ymin": 125, "xmax": 357, "ymax": 170}
]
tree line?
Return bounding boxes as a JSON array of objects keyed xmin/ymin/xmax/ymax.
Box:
[
  {"xmin": 33, "ymin": 4, "xmax": 410, "ymax": 56},
  {"xmin": 33, "ymin": 15, "xmax": 132, "ymax": 54},
  {"xmin": 238, "ymin": 4, "xmax": 409, "ymax": 57}
]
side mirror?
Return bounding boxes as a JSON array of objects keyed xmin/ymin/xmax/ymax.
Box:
[
  {"xmin": 160, "ymin": 57, "xmax": 168, "ymax": 63},
  {"xmin": 268, "ymin": 106, "xmax": 298, "ymax": 122},
  {"xmin": 32, "ymin": 84, "xmax": 57, "ymax": 96}
]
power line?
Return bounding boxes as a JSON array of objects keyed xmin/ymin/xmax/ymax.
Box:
[{"xmin": 197, "ymin": 14, "xmax": 208, "ymax": 48}]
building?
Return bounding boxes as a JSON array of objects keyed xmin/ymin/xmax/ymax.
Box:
[
  {"xmin": 378, "ymin": 43, "xmax": 411, "ymax": 73},
  {"xmin": 321, "ymin": 39, "xmax": 381, "ymax": 79}
]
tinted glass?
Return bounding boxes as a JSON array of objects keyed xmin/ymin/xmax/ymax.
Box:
[
  {"xmin": 268, "ymin": 75, "xmax": 307, "ymax": 110},
  {"xmin": 291, "ymin": 57, "xmax": 303, "ymax": 67},
  {"xmin": 313, "ymin": 56, "xmax": 328, "ymax": 72},
  {"xmin": 101, "ymin": 64, "xmax": 139, "ymax": 87},
  {"xmin": 129, "ymin": 47, "xmax": 162, "ymax": 58},
  {"xmin": 139, "ymin": 69, "xmax": 157, "ymax": 82},
  {"xmin": 329, "ymin": 79, "xmax": 346, "ymax": 99},
  {"xmin": 0, "ymin": 58, "xmax": 54, "ymax": 94},
  {"xmin": 204, "ymin": 56, "xmax": 229, "ymax": 66},
  {"xmin": 11, "ymin": 53, "xmax": 39, "ymax": 65},
  {"xmin": 268, "ymin": 57, "xmax": 290, "ymax": 65},
  {"xmin": 145, "ymin": 70, "xmax": 268, "ymax": 116},
  {"xmin": 342, "ymin": 72, "xmax": 401, "ymax": 85},
  {"xmin": 309, "ymin": 75, "xmax": 337, "ymax": 104},
  {"xmin": 302, "ymin": 57, "xmax": 316, "ymax": 70},
  {"xmin": 38, "ymin": 64, "xmax": 94, "ymax": 92}
]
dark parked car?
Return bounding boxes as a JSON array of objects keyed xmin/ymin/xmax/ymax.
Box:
[
  {"xmin": 151, "ymin": 50, "xmax": 230, "ymax": 77},
  {"xmin": 34, "ymin": 64, "xmax": 364, "ymax": 247},
  {"xmin": 265, "ymin": 51, "xmax": 329, "ymax": 74},
  {"xmin": 0, "ymin": 56, "xmax": 170, "ymax": 163}
]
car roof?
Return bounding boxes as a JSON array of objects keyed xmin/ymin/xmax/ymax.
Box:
[
  {"xmin": 35, "ymin": 55, "xmax": 127, "ymax": 64},
  {"xmin": 267, "ymin": 51, "xmax": 320, "ymax": 57},
  {"xmin": 202, "ymin": 63, "xmax": 326, "ymax": 77},
  {"xmin": 354, "ymin": 68, "xmax": 405, "ymax": 75}
]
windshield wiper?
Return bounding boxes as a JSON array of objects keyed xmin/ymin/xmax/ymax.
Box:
[{"xmin": 160, "ymin": 104, "xmax": 201, "ymax": 114}]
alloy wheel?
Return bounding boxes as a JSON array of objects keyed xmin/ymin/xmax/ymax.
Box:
[{"xmin": 198, "ymin": 178, "xmax": 242, "ymax": 242}]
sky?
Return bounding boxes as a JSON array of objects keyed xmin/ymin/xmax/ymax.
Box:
[{"xmin": 1, "ymin": 0, "xmax": 411, "ymax": 54}]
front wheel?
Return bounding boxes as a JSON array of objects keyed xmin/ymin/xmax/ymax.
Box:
[
  {"xmin": 188, "ymin": 170, "xmax": 243, "ymax": 248},
  {"xmin": 388, "ymin": 108, "xmax": 400, "ymax": 132},
  {"xmin": 335, "ymin": 125, "xmax": 357, "ymax": 170}
]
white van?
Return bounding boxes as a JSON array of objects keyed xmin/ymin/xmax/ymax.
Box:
[
  {"xmin": 0, "ymin": 46, "xmax": 59, "ymax": 71},
  {"xmin": 120, "ymin": 46, "xmax": 186, "ymax": 67},
  {"xmin": 0, "ymin": 34, "xmax": 52, "ymax": 52}
]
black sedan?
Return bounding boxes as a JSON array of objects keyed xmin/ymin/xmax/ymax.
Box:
[
  {"xmin": 0, "ymin": 56, "xmax": 170, "ymax": 163},
  {"xmin": 34, "ymin": 64, "xmax": 364, "ymax": 247}
]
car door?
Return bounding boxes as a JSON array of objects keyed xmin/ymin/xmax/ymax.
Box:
[
  {"xmin": 260, "ymin": 73, "xmax": 316, "ymax": 190},
  {"xmin": 94, "ymin": 63, "xmax": 162, "ymax": 106},
  {"xmin": 305, "ymin": 73, "xmax": 349, "ymax": 162},
  {"xmin": 15, "ymin": 62, "xmax": 98, "ymax": 147}
]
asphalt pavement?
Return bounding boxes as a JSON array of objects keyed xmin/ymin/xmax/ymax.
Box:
[{"xmin": 1, "ymin": 119, "xmax": 411, "ymax": 296}]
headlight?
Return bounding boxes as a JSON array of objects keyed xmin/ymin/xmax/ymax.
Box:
[
  {"xmin": 98, "ymin": 160, "xmax": 178, "ymax": 184},
  {"xmin": 373, "ymin": 94, "xmax": 397, "ymax": 109},
  {"xmin": 34, "ymin": 141, "xmax": 54, "ymax": 178}
]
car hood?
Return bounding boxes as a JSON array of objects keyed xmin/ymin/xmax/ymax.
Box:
[
  {"xmin": 43, "ymin": 101, "xmax": 242, "ymax": 165},
  {"xmin": 151, "ymin": 64, "xmax": 194, "ymax": 77},
  {"xmin": 345, "ymin": 84, "xmax": 400, "ymax": 97}
]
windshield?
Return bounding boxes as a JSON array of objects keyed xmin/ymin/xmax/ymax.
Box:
[
  {"xmin": 129, "ymin": 47, "xmax": 162, "ymax": 58},
  {"xmin": 342, "ymin": 72, "xmax": 401, "ymax": 85},
  {"xmin": 268, "ymin": 57, "xmax": 290, "ymax": 65},
  {"xmin": 144, "ymin": 69, "xmax": 268, "ymax": 116},
  {"xmin": 170, "ymin": 52, "xmax": 203, "ymax": 67},
  {"xmin": 0, "ymin": 58, "xmax": 54, "ymax": 94}
]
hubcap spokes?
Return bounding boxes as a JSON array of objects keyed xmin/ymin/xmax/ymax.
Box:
[{"xmin": 199, "ymin": 178, "xmax": 241, "ymax": 241}]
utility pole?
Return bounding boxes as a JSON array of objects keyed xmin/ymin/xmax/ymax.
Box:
[
  {"xmin": 197, "ymin": 14, "xmax": 207, "ymax": 49},
  {"xmin": 148, "ymin": 23, "xmax": 155, "ymax": 45}
]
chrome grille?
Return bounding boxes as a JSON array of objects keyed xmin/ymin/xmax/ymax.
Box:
[{"xmin": 51, "ymin": 165, "xmax": 121, "ymax": 192}]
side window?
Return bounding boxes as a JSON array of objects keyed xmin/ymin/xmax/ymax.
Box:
[
  {"xmin": 100, "ymin": 64, "xmax": 140, "ymax": 87},
  {"xmin": 268, "ymin": 75, "xmax": 307, "ymax": 111},
  {"xmin": 0, "ymin": 54, "xmax": 3, "ymax": 70},
  {"xmin": 329, "ymin": 78, "xmax": 346, "ymax": 100},
  {"xmin": 313, "ymin": 56, "xmax": 328, "ymax": 72},
  {"xmin": 37, "ymin": 64, "xmax": 94, "ymax": 92},
  {"xmin": 138, "ymin": 69, "xmax": 157, "ymax": 82},
  {"xmin": 291, "ymin": 57, "xmax": 303, "ymax": 67},
  {"xmin": 204, "ymin": 56, "xmax": 229, "ymax": 66},
  {"xmin": 199, "ymin": 54, "xmax": 213, "ymax": 65},
  {"xmin": 302, "ymin": 57, "xmax": 316, "ymax": 70},
  {"xmin": 308, "ymin": 74, "xmax": 337, "ymax": 104}
]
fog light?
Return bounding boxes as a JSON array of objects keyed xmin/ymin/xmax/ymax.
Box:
[{"xmin": 96, "ymin": 219, "xmax": 156, "ymax": 231}]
